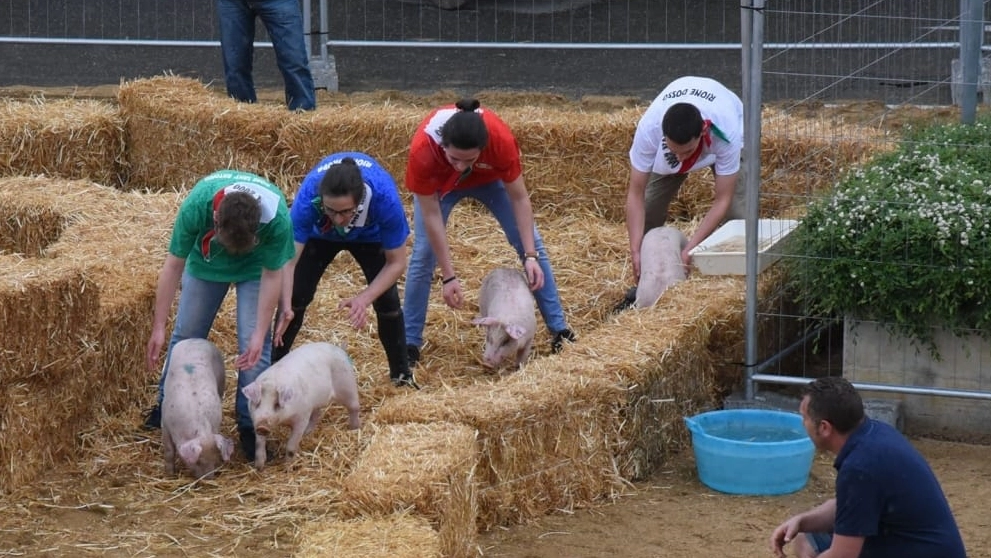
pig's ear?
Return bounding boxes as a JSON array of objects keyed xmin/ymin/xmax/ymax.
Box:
[
  {"xmin": 217, "ymin": 435, "xmax": 234, "ymax": 462},
  {"xmin": 505, "ymin": 324, "xmax": 526, "ymax": 340},
  {"xmin": 242, "ymin": 382, "xmax": 260, "ymax": 403},
  {"xmin": 472, "ymin": 316, "xmax": 498, "ymax": 327},
  {"xmin": 277, "ymin": 385, "xmax": 295, "ymax": 405},
  {"xmin": 179, "ymin": 440, "xmax": 202, "ymax": 464}
]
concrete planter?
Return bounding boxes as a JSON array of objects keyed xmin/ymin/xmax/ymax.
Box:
[{"xmin": 843, "ymin": 318, "xmax": 991, "ymax": 439}]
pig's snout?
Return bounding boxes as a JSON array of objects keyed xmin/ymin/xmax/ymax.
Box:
[{"xmin": 254, "ymin": 424, "xmax": 271, "ymax": 435}]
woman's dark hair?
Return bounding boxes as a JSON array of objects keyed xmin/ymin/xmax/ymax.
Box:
[
  {"xmin": 440, "ymin": 98, "xmax": 488, "ymax": 150},
  {"xmin": 319, "ymin": 157, "xmax": 364, "ymax": 204},
  {"xmin": 802, "ymin": 376, "xmax": 865, "ymax": 434},
  {"xmin": 215, "ymin": 191, "xmax": 261, "ymax": 254},
  {"xmin": 661, "ymin": 102, "xmax": 704, "ymax": 145}
]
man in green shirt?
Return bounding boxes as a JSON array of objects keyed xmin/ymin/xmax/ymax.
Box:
[{"xmin": 143, "ymin": 170, "xmax": 295, "ymax": 462}]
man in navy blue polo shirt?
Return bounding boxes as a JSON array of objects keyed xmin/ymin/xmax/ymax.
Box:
[{"xmin": 770, "ymin": 377, "xmax": 966, "ymax": 558}]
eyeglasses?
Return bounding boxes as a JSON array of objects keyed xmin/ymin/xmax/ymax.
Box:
[{"xmin": 322, "ymin": 205, "xmax": 358, "ymax": 218}]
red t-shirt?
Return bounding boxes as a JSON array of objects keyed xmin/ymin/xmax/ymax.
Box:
[{"xmin": 405, "ymin": 106, "xmax": 523, "ymax": 196}]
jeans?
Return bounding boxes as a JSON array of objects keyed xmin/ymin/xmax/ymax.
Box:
[
  {"xmin": 217, "ymin": 0, "xmax": 316, "ymax": 111},
  {"xmin": 404, "ymin": 180, "xmax": 568, "ymax": 348},
  {"xmin": 156, "ymin": 270, "xmax": 272, "ymax": 431},
  {"xmin": 274, "ymin": 238, "xmax": 409, "ymax": 379}
]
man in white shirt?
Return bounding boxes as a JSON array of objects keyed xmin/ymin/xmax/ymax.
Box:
[{"xmin": 617, "ymin": 76, "xmax": 746, "ymax": 310}]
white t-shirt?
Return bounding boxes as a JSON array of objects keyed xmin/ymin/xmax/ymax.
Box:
[{"xmin": 629, "ymin": 76, "xmax": 743, "ymax": 177}]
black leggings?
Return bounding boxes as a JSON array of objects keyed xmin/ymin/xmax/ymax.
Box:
[{"xmin": 273, "ymin": 238, "xmax": 408, "ymax": 379}]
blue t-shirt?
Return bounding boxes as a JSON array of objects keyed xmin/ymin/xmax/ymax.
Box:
[
  {"xmin": 291, "ymin": 152, "xmax": 409, "ymax": 250},
  {"xmin": 834, "ymin": 419, "xmax": 966, "ymax": 558}
]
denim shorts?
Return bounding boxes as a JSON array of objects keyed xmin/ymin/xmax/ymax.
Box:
[{"xmin": 806, "ymin": 533, "xmax": 876, "ymax": 557}]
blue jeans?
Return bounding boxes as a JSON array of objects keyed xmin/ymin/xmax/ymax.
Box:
[
  {"xmin": 156, "ymin": 271, "xmax": 272, "ymax": 431},
  {"xmin": 216, "ymin": 0, "xmax": 316, "ymax": 111},
  {"xmin": 805, "ymin": 533, "xmax": 877, "ymax": 557},
  {"xmin": 404, "ymin": 180, "xmax": 568, "ymax": 348}
]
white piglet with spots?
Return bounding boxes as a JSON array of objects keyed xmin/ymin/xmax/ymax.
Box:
[{"xmin": 161, "ymin": 338, "xmax": 235, "ymax": 479}]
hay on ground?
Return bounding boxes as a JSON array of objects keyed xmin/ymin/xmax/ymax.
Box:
[
  {"xmin": 341, "ymin": 422, "xmax": 478, "ymax": 558},
  {"xmin": 295, "ymin": 514, "xmax": 442, "ymax": 558}
]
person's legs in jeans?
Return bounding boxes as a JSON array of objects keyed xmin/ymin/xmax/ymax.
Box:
[
  {"xmin": 216, "ymin": 0, "xmax": 257, "ymax": 103},
  {"xmin": 256, "ymin": 0, "xmax": 316, "ymax": 110},
  {"xmin": 273, "ymin": 238, "xmax": 337, "ymax": 362},
  {"xmin": 349, "ymin": 244, "xmax": 412, "ymax": 384},
  {"xmin": 156, "ymin": 272, "xmax": 230, "ymax": 407},
  {"xmin": 234, "ymin": 278, "xmax": 273, "ymax": 457},
  {"xmin": 469, "ymin": 181, "xmax": 570, "ymax": 337},
  {"xmin": 404, "ymin": 191, "xmax": 467, "ymax": 352},
  {"xmin": 143, "ymin": 272, "xmax": 228, "ymax": 429}
]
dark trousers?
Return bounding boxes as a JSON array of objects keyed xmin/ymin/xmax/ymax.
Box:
[{"xmin": 273, "ymin": 238, "xmax": 409, "ymax": 379}]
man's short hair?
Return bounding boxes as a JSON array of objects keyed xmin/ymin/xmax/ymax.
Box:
[
  {"xmin": 662, "ymin": 102, "xmax": 704, "ymax": 145},
  {"xmin": 802, "ymin": 376, "xmax": 865, "ymax": 434},
  {"xmin": 215, "ymin": 191, "xmax": 261, "ymax": 254}
]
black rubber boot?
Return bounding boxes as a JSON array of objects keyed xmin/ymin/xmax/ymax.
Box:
[
  {"xmin": 238, "ymin": 426, "xmax": 256, "ymax": 461},
  {"xmin": 141, "ymin": 405, "xmax": 162, "ymax": 430}
]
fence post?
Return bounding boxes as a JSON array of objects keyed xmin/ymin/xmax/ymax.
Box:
[
  {"xmin": 307, "ymin": 0, "xmax": 338, "ymax": 91},
  {"xmin": 741, "ymin": 0, "xmax": 765, "ymax": 401},
  {"xmin": 959, "ymin": 0, "xmax": 984, "ymax": 124}
]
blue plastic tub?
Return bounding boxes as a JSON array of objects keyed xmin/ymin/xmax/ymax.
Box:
[{"xmin": 684, "ymin": 409, "xmax": 815, "ymax": 496}]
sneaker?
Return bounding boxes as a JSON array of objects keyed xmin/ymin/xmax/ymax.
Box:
[
  {"xmin": 612, "ymin": 286, "xmax": 638, "ymax": 313},
  {"xmin": 391, "ymin": 371, "xmax": 421, "ymax": 390},
  {"xmin": 551, "ymin": 328, "xmax": 577, "ymax": 354},
  {"xmin": 141, "ymin": 405, "xmax": 162, "ymax": 430},
  {"xmin": 239, "ymin": 427, "xmax": 256, "ymax": 461},
  {"xmin": 407, "ymin": 344, "xmax": 421, "ymax": 368}
]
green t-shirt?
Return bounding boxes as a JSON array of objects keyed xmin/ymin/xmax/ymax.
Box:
[{"xmin": 168, "ymin": 170, "xmax": 294, "ymax": 283}]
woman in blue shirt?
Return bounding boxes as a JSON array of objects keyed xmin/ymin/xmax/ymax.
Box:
[{"xmin": 274, "ymin": 152, "xmax": 417, "ymax": 388}]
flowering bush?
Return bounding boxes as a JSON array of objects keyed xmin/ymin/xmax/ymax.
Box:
[{"xmin": 787, "ymin": 117, "xmax": 991, "ymax": 353}]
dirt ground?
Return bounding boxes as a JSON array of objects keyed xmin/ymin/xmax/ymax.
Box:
[
  {"xmin": 476, "ymin": 439, "xmax": 991, "ymax": 557},
  {"xmin": 2, "ymin": 84, "xmax": 985, "ymax": 558}
]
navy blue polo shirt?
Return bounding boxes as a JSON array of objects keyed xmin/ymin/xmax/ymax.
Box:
[{"xmin": 834, "ymin": 419, "xmax": 966, "ymax": 557}]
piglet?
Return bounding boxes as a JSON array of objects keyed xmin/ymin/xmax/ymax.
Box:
[
  {"xmin": 161, "ymin": 338, "xmax": 234, "ymax": 479},
  {"xmin": 241, "ymin": 342, "xmax": 361, "ymax": 469},
  {"xmin": 635, "ymin": 226, "xmax": 688, "ymax": 308},
  {"xmin": 471, "ymin": 267, "xmax": 538, "ymax": 370}
]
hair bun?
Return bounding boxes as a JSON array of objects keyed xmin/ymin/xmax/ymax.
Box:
[{"xmin": 454, "ymin": 98, "xmax": 481, "ymax": 112}]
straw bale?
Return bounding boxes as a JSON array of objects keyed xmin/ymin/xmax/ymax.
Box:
[
  {"xmin": 373, "ymin": 373, "xmax": 624, "ymax": 530},
  {"xmin": 117, "ymin": 75, "xmax": 291, "ymax": 192},
  {"xmin": 275, "ymin": 105, "xmax": 423, "ymax": 199},
  {"xmin": 0, "ymin": 259, "xmax": 99, "ymax": 384},
  {"xmin": 296, "ymin": 514, "xmax": 442, "ymax": 558},
  {"xmin": 0, "ymin": 177, "xmax": 173, "ymax": 491},
  {"xmin": 499, "ymin": 106, "xmax": 640, "ymax": 219},
  {"xmin": 341, "ymin": 422, "xmax": 478, "ymax": 558},
  {"xmin": 0, "ymin": 98, "xmax": 125, "ymax": 186}
]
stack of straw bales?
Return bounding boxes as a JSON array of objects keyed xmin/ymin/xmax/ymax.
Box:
[
  {"xmin": 116, "ymin": 75, "xmax": 291, "ymax": 192},
  {"xmin": 341, "ymin": 422, "xmax": 478, "ymax": 557},
  {"xmin": 0, "ymin": 177, "xmax": 176, "ymax": 492},
  {"xmin": 0, "ymin": 98, "xmax": 126, "ymax": 187},
  {"xmin": 0, "ymin": 79, "xmax": 900, "ymax": 552}
]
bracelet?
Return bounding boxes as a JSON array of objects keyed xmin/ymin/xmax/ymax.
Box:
[
  {"xmin": 523, "ymin": 252, "xmax": 538, "ymax": 262},
  {"xmin": 442, "ymin": 276, "xmax": 457, "ymax": 285}
]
